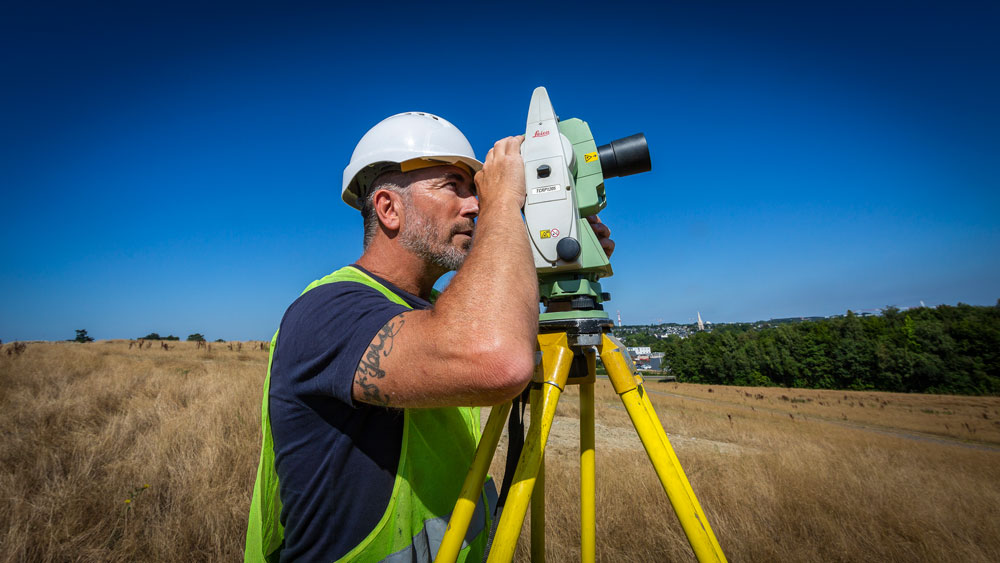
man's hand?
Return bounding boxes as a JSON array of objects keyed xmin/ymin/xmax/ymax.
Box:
[
  {"xmin": 586, "ymin": 215, "xmax": 615, "ymax": 258},
  {"xmin": 474, "ymin": 136, "xmax": 526, "ymax": 210}
]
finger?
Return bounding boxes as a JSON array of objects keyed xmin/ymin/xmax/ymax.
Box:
[
  {"xmin": 496, "ymin": 135, "xmax": 524, "ymax": 158},
  {"xmin": 492, "ymin": 137, "xmax": 512, "ymax": 159},
  {"xmin": 501, "ymin": 137, "xmax": 518, "ymax": 156},
  {"xmin": 601, "ymin": 238, "xmax": 615, "ymax": 258},
  {"xmin": 587, "ymin": 216, "xmax": 610, "ymax": 236}
]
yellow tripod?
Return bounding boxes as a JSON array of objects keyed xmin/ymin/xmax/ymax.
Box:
[{"xmin": 435, "ymin": 319, "xmax": 727, "ymax": 562}]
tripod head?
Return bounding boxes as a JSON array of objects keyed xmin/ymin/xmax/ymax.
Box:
[{"xmin": 520, "ymin": 87, "xmax": 651, "ymax": 322}]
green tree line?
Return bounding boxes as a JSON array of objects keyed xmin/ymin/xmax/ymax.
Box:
[
  {"xmin": 139, "ymin": 333, "xmax": 180, "ymax": 341},
  {"xmin": 624, "ymin": 303, "xmax": 1000, "ymax": 395}
]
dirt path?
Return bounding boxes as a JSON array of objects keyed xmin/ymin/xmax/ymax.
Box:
[
  {"xmin": 483, "ymin": 405, "xmax": 756, "ymax": 459},
  {"xmin": 644, "ymin": 386, "xmax": 1000, "ymax": 453}
]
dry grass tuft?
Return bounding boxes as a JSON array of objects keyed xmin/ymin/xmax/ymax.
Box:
[
  {"xmin": 0, "ymin": 341, "xmax": 264, "ymax": 562},
  {"xmin": 2, "ymin": 342, "xmax": 999, "ymax": 561}
]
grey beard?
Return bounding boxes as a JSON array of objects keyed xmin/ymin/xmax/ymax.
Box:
[{"xmin": 399, "ymin": 213, "xmax": 470, "ymax": 272}]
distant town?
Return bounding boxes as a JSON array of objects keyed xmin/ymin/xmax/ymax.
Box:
[
  {"xmin": 613, "ymin": 306, "xmax": 907, "ymax": 339},
  {"xmin": 613, "ymin": 308, "xmax": 899, "ymax": 371}
]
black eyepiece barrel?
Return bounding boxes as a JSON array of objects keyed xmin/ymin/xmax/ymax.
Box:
[{"xmin": 596, "ymin": 133, "xmax": 651, "ymax": 179}]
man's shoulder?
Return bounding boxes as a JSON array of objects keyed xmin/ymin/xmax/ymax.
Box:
[
  {"xmin": 288, "ymin": 266, "xmax": 431, "ymax": 318},
  {"xmin": 282, "ymin": 278, "xmax": 397, "ymax": 330},
  {"xmin": 294, "ymin": 275, "xmax": 386, "ymax": 307},
  {"xmin": 271, "ymin": 272, "xmax": 415, "ymax": 405}
]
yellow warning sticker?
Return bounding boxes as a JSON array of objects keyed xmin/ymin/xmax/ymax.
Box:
[
  {"xmin": 539, "ymin": 230, "xmax": 551, "ymax": 239},
  {"xmin": 584, "ymin": 151, "xmax": 599, "ymax": 163}
]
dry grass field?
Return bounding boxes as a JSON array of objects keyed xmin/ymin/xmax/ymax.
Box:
[{"xmin": 2, "ymin": 341, "xmax": 999, "ymax": 562}]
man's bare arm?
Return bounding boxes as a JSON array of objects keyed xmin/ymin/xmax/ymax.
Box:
[{"xmin": 352, "ymin": 315, "xmax": 405, "ymax": 406}]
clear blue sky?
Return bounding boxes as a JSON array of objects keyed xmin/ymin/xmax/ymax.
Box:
[{"xmin": 2, "ymin": 1, "xmax": 998, "ymax": 341}]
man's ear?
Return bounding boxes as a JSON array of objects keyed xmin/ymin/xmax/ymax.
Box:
[{"xmin": 373, "ymin": 189, "xmax": 403, "ymax": 232}]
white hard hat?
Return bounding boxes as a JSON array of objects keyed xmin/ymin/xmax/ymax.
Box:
[{"xmin": 341, "ymin": 111, "xmax": 484, "ymax": 210}]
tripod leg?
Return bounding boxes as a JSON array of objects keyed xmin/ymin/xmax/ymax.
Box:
[
  {"xmin": 486, "ymin": 332, "xmax": 573, "ymax": 563},
  {"xmin": 637, "ymin": 383, "xmax": 723, "ymax": 550},
  {"xmin": 599, "ymin": 335, "xmax": 727, "ymax": 563},
  {"xmin": 580, "ymin": 350, "xmax": 596, "ymax": 563},
  {"xmin": 436, "ymin": 401, "xmax": 512, "ymax": 563},
  {"xmin": 621, "ymin": 364, "xmax": 710, "ymax": 525},
  {"xmin": 530, "ymin": 384, "xmax": 546, "ymax": 562}
]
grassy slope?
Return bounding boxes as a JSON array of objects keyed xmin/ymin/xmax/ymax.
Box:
[{"xmin": 2, "ymin": 341, "xmax": 999, "ymax": 562}]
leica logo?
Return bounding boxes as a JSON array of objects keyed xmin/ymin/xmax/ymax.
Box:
[{"xmin": 532, "ymin": 130, "xmax": 550, "ymax": 138}]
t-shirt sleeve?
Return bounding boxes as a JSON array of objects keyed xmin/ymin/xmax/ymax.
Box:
[{"xmin": 274, "ymin": 281, "xmax": 411, "ymax": 407}]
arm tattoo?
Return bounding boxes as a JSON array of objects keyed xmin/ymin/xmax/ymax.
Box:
[{"xmin": 355, "ymin": 316, "xmax": 405, "ymax": 406}]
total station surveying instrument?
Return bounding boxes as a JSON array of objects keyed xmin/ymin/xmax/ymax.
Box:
[{"xmin": 435, "ymin": 88, "xmax": 727, "ymax": 562}]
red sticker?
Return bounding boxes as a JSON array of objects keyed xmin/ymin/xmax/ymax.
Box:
[{"xmin": 550, "ymin": 228, "xmax": 560, "ymax": 237}]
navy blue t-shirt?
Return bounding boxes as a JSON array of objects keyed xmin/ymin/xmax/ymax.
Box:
[{"xmin": 268, "ymin": 265, "xmax": 432, "ymax": 562}]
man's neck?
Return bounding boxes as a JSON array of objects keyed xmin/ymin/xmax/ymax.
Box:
[{"xmin": 356, "ymin": 243, "xmax": 446, "ymax": 300}]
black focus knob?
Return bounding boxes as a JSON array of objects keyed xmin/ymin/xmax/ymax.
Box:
[
  {"xmin": 537, "ymin": 164, "xmax": 551, "ymax": 178},
  {"xmin": 556, "ymin": 237, "xmax": 581, "ymax": 262}
]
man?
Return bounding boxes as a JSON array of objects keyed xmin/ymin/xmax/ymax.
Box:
[{"xmin": 246, "ymin": 112, "xmax": 613, "ymax": 562}]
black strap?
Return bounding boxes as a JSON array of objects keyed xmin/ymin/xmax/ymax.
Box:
[
  {"xmin": 482, "ymin": 386, "xmax": 530, "ymax": 562},
  {"xmin": 497, "ymin": 387, "xmax": 529, "ymax": 509}
]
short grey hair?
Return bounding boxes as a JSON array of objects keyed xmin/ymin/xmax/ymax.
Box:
[{"xmin": 360, "ymin": 168, "xmax": 415, "ymax": 250}]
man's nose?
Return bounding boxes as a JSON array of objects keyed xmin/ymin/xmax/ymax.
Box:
[{"xmin": 461, "ymin": 193, "xmax": 479, "ymax": 219}]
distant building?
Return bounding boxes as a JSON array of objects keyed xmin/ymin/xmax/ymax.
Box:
[
  {"xmin": 649, "ymin": 352, "xmax": 665, "ymax": 371},
  {"xmin": 627, "ymin": 346, "xmax": 651, "ymax": 357},
  {"xmin": 626, "ymin": 346, "xmax": 651, "ymax": 368},
  {"xmin": 624, "ymin": 349, "xmax": 666, "ymax": 371},
  {"xmin": 655, "ymin": 326, "xmax": 690, "ymax": 339}
]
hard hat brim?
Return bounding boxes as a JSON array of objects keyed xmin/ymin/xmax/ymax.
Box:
[{"xmin": 343, "ymin": 155, "xmax": 483, "ymax": 210}]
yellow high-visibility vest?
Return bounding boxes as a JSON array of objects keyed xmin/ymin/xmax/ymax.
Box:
[{"xmin": 245, "ymin": 265, "xmax": 494, "ymax": 562}]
